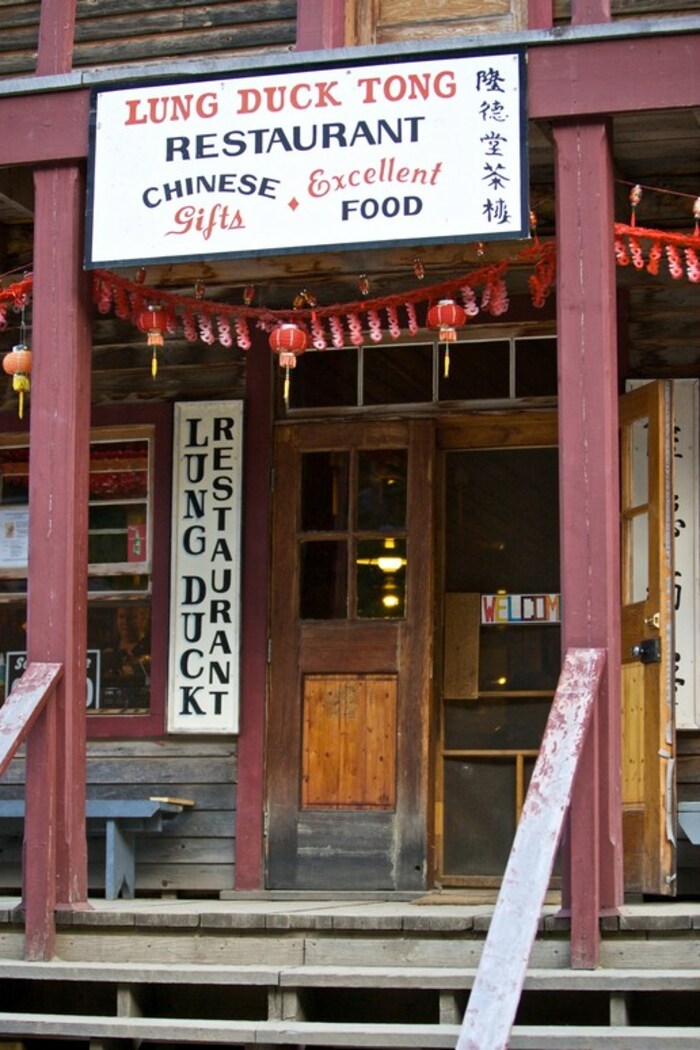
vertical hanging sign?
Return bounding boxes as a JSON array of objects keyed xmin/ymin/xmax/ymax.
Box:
[{"xmin": 168, "ymin": 400, "xmax": 243, "ymax": 733}]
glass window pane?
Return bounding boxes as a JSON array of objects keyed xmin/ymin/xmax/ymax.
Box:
[
  {"xmin": 444, "ymin": 697, "xmax": 551, "ymax": 750},
  {"xmin": 515, "ymin": 337, "xmax": 557, "ymax": 397},
  {"xmin": 438, "ymin": 340, "xmax": 510, "ymax": 401},
  {"xmin": 90, "ymin": 604, "xmax": 151, "ymax": 712},
  {"xmin": 444, "ymin": 448, "xmax": 560, "ymax": 593},
  {"xmin": 0, "ymin": 447, "xmax": 29, "ymax": 505},
  {"xmin": 300, "ymin": 540, "xmax": 348, "ymax": 619},
  {"xmin": 88, "ymin": 505, "xmax": 147, "ymax": 565},
  {"xmin": 301, "ymin": 452, "xmax": 349, "ymax": 532},
  {"xmin": 479, "ymin": 625, "xmax": 561, "ymax": 692},
  {"xmin": 630, "ymin": 512, "xmax": 649, "ymax": 603},
  {"xmin": 630, "ymin": 418, "xmax": 649, "ymax": 507},
  {"xmin": 357, "ymin": 538, "xmax": 406, "ymax": 619},
  {"xmin": 90, "ymin": 441, "xmax": 148, "ymax": 501},
  {"xmin": 363, "ymin": 344, "xmax": 433, "ymax": 405},
  {"xmin": 357, "ymin": 450, "xmax": 407, "ymax": 530},
  {"xmin": 289, "ymin": 348, "xmax": 358, "ymax": 409},
  {"xmin": 442, "ymin": 757, "xmax": 516, "ymax": 875}
]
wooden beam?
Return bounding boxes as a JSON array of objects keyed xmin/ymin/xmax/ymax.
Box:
[
  {"xmin": 36, "ymin": 0, "xmax": 76, "ymax": 75},
  {"xmin": 572, "ymin": 0, "xmax": 611, "ymax": 22},
  {"xmin": 554, "ymin": 118, "xmax": 623, "ymax": 966},
  {"xmin": 529, "ymin": 33, "xmax": 700, "ymax": 119},
  {"xmin": 0, "ymin": 93, "xmax": 89, "ymax": 166},
  {"xmin": 296, "ymin": 0, "xmax": 346, "ymax": 49},
  {"xmin": 25, "ymin": 164, "xmax": 92, "ymax": 957},
  {"xmin": 234, "ymin": 332, "xmax": 272, "ymax": 890}
]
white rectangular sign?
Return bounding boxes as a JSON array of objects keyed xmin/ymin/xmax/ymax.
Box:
[
  {"xmin": 168, "ymin": 401, "xmax": 243, "ymax": 734},
  {"xmin": 86, "ymin": 50, "xmax": 527, "ymax": 267}
]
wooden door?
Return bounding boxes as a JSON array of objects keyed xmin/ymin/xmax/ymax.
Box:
[
  {"xmin": 266, "ymin": 419, "xmax": 433, "ymax": 889},
  {"xmin": 435, "ymin": 412, "xmax": 560, "ymax": 884},
  {"xmin": 620, "ymin": 381, "xmax": 675, "ymax": 895}
]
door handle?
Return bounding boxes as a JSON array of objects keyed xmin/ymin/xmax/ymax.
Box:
[{"xmin": 632, "ymin": 638, "xmax": 662, "ymax": 664}]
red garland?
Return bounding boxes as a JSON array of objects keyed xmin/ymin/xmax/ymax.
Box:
[{"xmin": 1, "ymin": 224, "xmax": 697, "ymax": 354}]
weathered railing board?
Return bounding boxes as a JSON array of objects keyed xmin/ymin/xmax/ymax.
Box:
[
  {"xmin": 457, "ymin": 647, "xmax": 606, "ymax": 1050},
  {"xmin": 0, "ymin": 663, "xmax": 63, "ymax": 776}
]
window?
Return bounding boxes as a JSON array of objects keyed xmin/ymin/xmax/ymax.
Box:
[
  {"xmin": 0, "ymin": 412, "xmax": 169, "ymax": 735},
  {"xmin": 299, "ymin": 447, "xmax": 408, "ymax": 620},
  {"xmin": 286, "ymin": 330, "xmax": 557, "ymax": 411}
]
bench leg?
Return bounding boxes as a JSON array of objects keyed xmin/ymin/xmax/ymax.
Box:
[{"xmin": 105, "ymin": 820, "xmax": 136, "ymax": 900}]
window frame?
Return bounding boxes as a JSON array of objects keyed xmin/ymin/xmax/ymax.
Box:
[{"xmin": 0, "ymin": 402, "xmax": 172, "ymax": 738}]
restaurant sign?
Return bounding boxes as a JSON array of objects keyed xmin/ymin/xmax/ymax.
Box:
[
  {"xmin": 168, "ymin": 400, "xmax": 243, "ymax": 734},
  {"xmin": 86, "ymin": 50, "xmax": 527, "ymax": 267}
]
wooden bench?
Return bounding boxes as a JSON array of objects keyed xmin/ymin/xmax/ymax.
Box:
[{"xmin": 0, "ymin": 797, "xmax": 188, "ymax": 900}]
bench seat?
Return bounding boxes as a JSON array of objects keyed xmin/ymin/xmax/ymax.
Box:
[{"xmin": 0, "ymin": 798, "xmax": 186, "ymax": 899}]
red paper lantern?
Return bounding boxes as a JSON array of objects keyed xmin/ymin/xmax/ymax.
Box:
[
  {"xmin": 426, "ymin": 298, "xmax": 466, "ymax": 377},
  {"xmin": 136, "ymin": 304, "xmax": 169, "ymax": 377},
  {"xmin": 2, "ymin": 342, "xmax": 32, "ymax": 418},
  {"xmin": 269, "ymin": 323, "xmax": 309, "ymax": 405}
]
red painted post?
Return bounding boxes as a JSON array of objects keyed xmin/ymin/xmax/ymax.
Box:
[
  {"xmin": 571, "ymin": 0, "xmax": 611, "ymax": 23},
  {"xmin": 234, "ymin": 334, "xmax": 273, "ymax": 890},
  {"xmin": 527, "ymin": 1, "xmax": 553, "ymax": 28},
  {"xmin": 25, "ymin": 164, "xmax": 92, "ymax": 957},
  {"xmin": 554, "ymin": 119, "xmax": 623, "ymax": 967},
  {"xmin": 296, "ymin": 0, "xmax": 346, "ymax": 49}
]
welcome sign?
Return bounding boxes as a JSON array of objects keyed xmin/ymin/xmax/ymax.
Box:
[{"xmin": 86, "ymin": 50, "xmax": 527, "ymax": 267}]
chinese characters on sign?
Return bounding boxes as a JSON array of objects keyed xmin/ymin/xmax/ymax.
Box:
[{"xmin": 86, "ymin": 51, "xmax": 527, "ymax": 266}]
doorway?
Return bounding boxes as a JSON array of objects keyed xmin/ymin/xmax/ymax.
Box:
[{"xmin": 435, "ymin": 414, "xmax": 561, "ymax": 884}]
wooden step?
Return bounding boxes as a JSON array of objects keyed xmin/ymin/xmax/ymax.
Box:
[
  {"xmin": 0, "ymin": 1014, "xmax": 700, "ymax": 1047},
  {"xmin": 4, "ymin": 959, "xmax": 700, "ymax": 992}
]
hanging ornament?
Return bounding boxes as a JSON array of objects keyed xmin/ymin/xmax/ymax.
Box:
[
  {"xmin": 693, "ymin": 197, "xmax": 700, "ymax": 237},
  {"xmin": 269, "ymin": 322, "xmax": 309, "ymax": 405},
  {"xmin": 427, "ymin": 298, "xmax": 466, "ymax": 378},
  {"xmin": 243, "ymin": 285, "xmax": 255, "ymax": 306},
  {"xmin": 358, "ymin": 274, "xmax": 370, "ymax": 296},
  {"xmin": 194, "ymin": 279, "xmax": 206, "ymax": 300},
  {"xmin": 476, "ymin": 242, "xmax": 486, "ymax": 257},
  {"xmin": 629, "ymin": 184, "xmax": 643, "ymax": 226},
  {"xmin": 134, "ymin": 267, "xmax": 147, "ymax": 284},
  {"xmin": 413, "ymin": 257, "xmax": 425, "ymax": 280},
  {"xmin": 136, "ymin": 303, "xmax": 169, "ymax": 377},
  {"xmin": 3, "ymin": 343, "xmax": 32, "ymax": 419}
]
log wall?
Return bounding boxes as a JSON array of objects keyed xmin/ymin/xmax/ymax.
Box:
[
  {"xmin": 0, "ymin": 0, "xmax": 296, "ymax": 77},
  {"xmin": 0, "ymin": 739, "xmax": 237, "ymax": 895}
]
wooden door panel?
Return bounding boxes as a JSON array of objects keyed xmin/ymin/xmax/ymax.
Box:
[
  {"xmin": 620, "ymin": 381, "xmax": 675, "ymax": 896},
  {"xmin": 302, "ymin": 674, "xmax": 397, "ymax": 809}
]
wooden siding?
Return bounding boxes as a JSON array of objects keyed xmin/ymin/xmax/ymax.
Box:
[
  {"xmin": 0, "ymin": 739, "xmax": 237, "ymax": 895},
  {"xmin": 0, "ymin": 0, "xmax": 296, "ymax": 77}
]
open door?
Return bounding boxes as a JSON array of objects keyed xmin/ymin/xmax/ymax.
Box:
[{"xmin": 620, "ymin": 380, "xmax": 676, "ymax": 896}]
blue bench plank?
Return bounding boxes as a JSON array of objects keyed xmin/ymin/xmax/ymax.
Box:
[{"xmin": 0, "ymin": 797, "xmax": 187, "ymax": 899}]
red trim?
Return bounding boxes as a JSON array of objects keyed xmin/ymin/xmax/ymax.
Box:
[
  {"xmin": 529, "ymin": 34, "xmax": 700, "ymax": 120},
  {"xmin": 571, "ymin": 0, "xmax": 611, "ymax": 23},
  {"xmin": 296, "ymin": 0, "xmax": 346, "ymax": 50},
  {"xmin": 234, "ymin": 332, "xmax": 273, "ymax": 890},
  {"xmin": 36, "ymin": 0, "xmax": 76, "ymax": 75},
  {"xmin": 86, "ymin": 402, "xmax": 172, "ymax": 740},
  {"xmin": 25, "ymin": 165, "xmax": 92, "ymax": 949},
  {"xmin": 0, "ymin": 94, "xmax": 89, "ymax": 167},
  {"xmin": 555, "ymin": 120, "xmax": 623, "ymax": 962},
  {"xmin": 527, "ymin": 1, "xmax": 553, "ymax": 29}
]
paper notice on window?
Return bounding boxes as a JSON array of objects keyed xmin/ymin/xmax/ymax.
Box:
[{"xmin": 0, "ymin": 507, "xmax": 28, "ymax": 568}]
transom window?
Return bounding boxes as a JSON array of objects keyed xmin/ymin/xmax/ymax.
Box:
[{"xmin": 286, "ymin": 332, "xmax": 557, "ymax": 411}]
